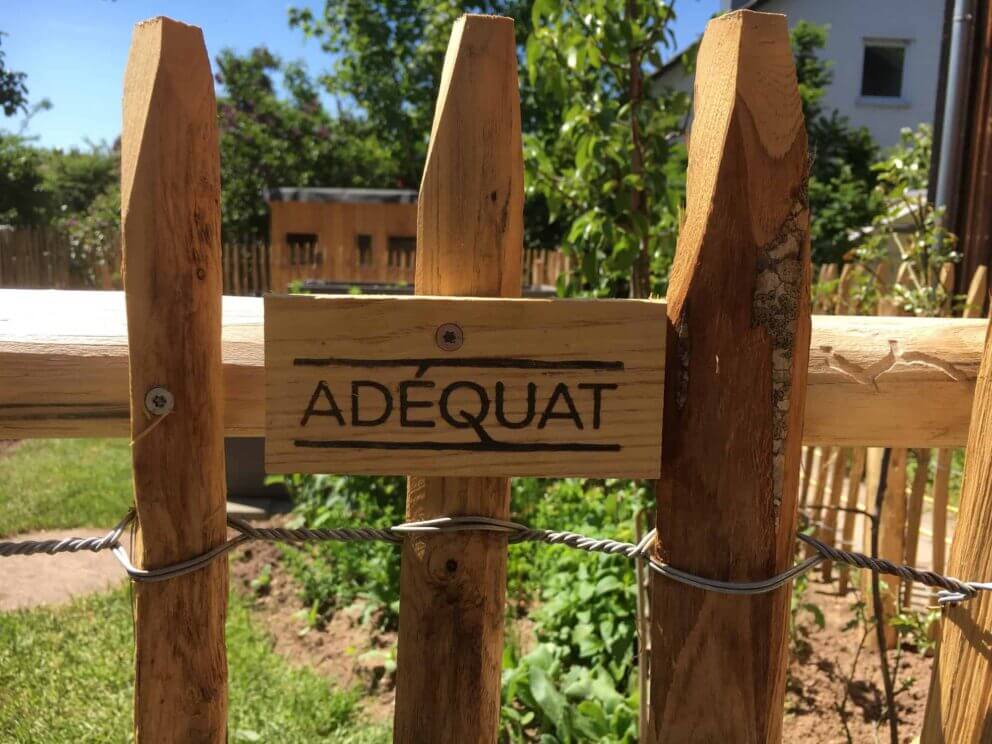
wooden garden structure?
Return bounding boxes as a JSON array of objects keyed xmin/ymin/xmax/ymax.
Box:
[{"xmin": 2, "ymin": 11, "xmax": 992, "ymax": 743}]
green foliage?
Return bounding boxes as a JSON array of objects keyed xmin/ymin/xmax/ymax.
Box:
[
  {"xmin": 61, "ymin": 182, "xmax": 121, "ymax": 285},
  {"xmin": 288, "ymin": 1, "xmax": 533, "ymax": 190},
  {"xmin": 890, "ymin": 608, "xmax": 940, "ymax": 654},
  {"xmin": 0, "ymin": 588, "xmax": 387, "ymax": 743},
  {"xmin": 502, "ymin": 643, "xmax": 637, "ymax": 743},
  {"xmin": 790, "ymin": 21, "xmax": 881, "ymax": 265},
  {"xmin": 280, "ymin": 474, "xmax": 649, "ymax": 740},
  {"xmin": 850, "ymin": 125, "xmax": 958, "ymax": 316},
  {"xmin": 0, "ymin": 31, "xmax": 28, "ymax": 119},
  {"xmin": 275, "ymin": 474, "xmax": 405, "ymax": 629},
  {"xmin": 216, "ymin": 47, "xmax": 398, "ymax": 240},
  {"xmin": 501, "ymin": 478, "xmax": 647, "ymax": 742},
  {"xmin": 0, "ymin": 439, "xmax": 133, "ymax": 535},
  {"xmin": 0, "ymin": 134, "xmax": 47, "ymax": 225},
  {"xmin": 789, "ymin": 572, "xmax": 825, "ymax": 651},
  {"xmin": 41, "ymin": 144, "xmax": 117, "ymax": 217},
  {"xmin": 524, "ymin": 0, "xmax": 688, "ymax": 297}
]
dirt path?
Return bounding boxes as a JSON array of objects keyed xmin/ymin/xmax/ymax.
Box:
[{"xmin": 0, "ymin": 528, "xmax": 124, "ymax": 611}]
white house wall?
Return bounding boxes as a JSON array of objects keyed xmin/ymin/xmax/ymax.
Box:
[{"xmin": 657, "ymin": 0, "xmax": 944, "ymax": 149}]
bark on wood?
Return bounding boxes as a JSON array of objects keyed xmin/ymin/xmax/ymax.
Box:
[
  {"xmin": 121, "ymin": 17, "xmax": 227, "ymax": 743},
  {"xmin": 392, "ymin": 15, "xmax": 523, "ymax": 744},
  {"xmin": 648, "ymin": 11, "xmax": 810, "ymax": 741}
]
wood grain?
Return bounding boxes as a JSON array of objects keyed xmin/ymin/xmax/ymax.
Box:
[
  {"xmin": 121, "ymin": 17, "xmax": 227, "ymax": 743},
  {"xmin": 820, "ymin": 448, "xmax": 847, "ymax": 581},
  {"xmin": 647, "ymin": 11, "xmax": 810, "ymax": 742},
  {"xmin": 391, "ymin": 15, "xmax": 521, "ymax": 744},
  {"xmin": 264, "ymin": 294, "xmax": 665, "ymax": 477},
  {"xmin": 903, "ymin": 448, "xmax": 931, "ymax": 605},
  {"xmin": 3, "ymin": 290, "xmax": 988, "ymax": 446},
  {"xmin": 922, "ymin": 317, "xmax": 992, "ymax": 742},
  {"xmin": 837, "ymin": 447, "xmax": 867, "ymax": 594}
]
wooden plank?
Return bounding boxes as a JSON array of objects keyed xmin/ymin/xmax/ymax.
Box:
[
  {"xmin": 868, "ymin": 262, "xmax": 914, "ymax": 647},
  {"xmin": 121, "ymin": 17, "xmax": 227, "ymax": 742},
  {"xmin": 3, "ymin": 290, "xmax": 987, "ymax": 444},
  {"xmin": 902, "ymin": 447, "xmax": 931, "ymax": 606},
  {"xmin": 648, "ymin": 11, "xmax": 810, "ymax": 741},
  {"xmin": 964, "ymin": 265, "xmax": 987, "ymax": 317},
  {"xmin": 798, "ymin": 446, "xmax": 814, "ymax": 507},
  {"xmin": 837, "ymin": 447, "xmax": 867, "ymax": 594},
  {"xmin": 820, "ymin": 447, "xmax": 847, "ymax": 581},
  {"xmin": 922, "ymin": 321, "xmax": 992, "ymax": 741},
  {"xmin": 929, "ymin": 262, "xmax": 957, "ymax": 601},
  {"xmin": 392, "ymin": 15, "xmax": 521, "ymax": 744},
  {"xmin": 264, "ymin": 294, "xmax": 665, "ymax": 478}
]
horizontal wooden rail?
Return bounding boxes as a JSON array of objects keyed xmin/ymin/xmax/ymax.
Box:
[{"xmin": 0, "ymin": 289, "xmax": 985, "ymax": 445}]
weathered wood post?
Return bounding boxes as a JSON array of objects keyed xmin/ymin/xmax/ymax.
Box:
[
  {"xmin": 922, "ymin": 311, "xmax": 992, "ymax": 741},
  {"xmin": 392, "ymin": 15, "xmax": 522, "ymax": 743},
  {"xmin": 648, "ymin": 10, "xmax": 810, "ymax": 742},
  {"xmin": 122, "ymin": 17, "xmax": 228, "ymax": 742}
]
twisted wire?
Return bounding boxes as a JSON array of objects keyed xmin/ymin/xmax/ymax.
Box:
[{"xmin": 1, "ymin": 510, "xmax": 989, "ymax": 605}]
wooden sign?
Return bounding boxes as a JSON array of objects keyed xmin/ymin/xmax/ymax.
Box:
[{"xmin": 265, "ymin": 294, "xmax": 665, "ymax": 477}]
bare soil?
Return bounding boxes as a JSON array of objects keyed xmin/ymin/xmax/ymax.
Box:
[
  {"xmin": 784, "ymin": 580, "xmax": 932, "ymax": 744},
  {"xmin": 230, "ymin": 538, "xmax": 398, "ymax": 724}
]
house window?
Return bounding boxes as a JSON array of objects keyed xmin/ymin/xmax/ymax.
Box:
[
  {"xmin": 357, "ymin": 234, "xmax": 373, "ymax": 266},
  {"xmin": 286, "ymin": 232, "xmax": 320, "ymax": 266},
  {"xmin": 387, "ymin": 236, "xmax": 416, "ymax": 269},
  {"xmin": 861, "ymin": 41, "xmax": 907, "ymax": 98}
]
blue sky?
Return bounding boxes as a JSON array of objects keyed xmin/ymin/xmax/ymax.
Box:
[{"xmin": 4, "ymin": 0, "xmax": 718, "ymax": 150}]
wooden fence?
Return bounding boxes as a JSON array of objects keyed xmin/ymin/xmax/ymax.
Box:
[
  {"xmin": 2, "ymin": 11, "xmax": 992, "ymax": 743},
  {"xmin": 1, "ymin": 233, "xmax": 568, "ymax": 296},
  {"xmin": 796, "ymin": 262, "xmax": 988, "ymax": 626},
  {"xmin": 0, "ymin": 227, "xmax": 74, "ymax": 288}
]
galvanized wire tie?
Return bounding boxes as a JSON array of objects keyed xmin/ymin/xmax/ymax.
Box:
[{"xmin": 1, "ymin": 509, "xmax": 989, "ymax": 606}]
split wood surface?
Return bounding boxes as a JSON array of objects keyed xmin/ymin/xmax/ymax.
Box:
[
  {"xmin": 649, "ymin": 11, "xmax": 810, "ymax": 742},
  {"xmin": 2, "ymin": 293, "xmax": 986, "ymax": 446},
  {"xmin": 121, "ymin": 17, "xmax": 228, "ymax": 743},
  {"xmin": 391, "ymin": 15, "xmax": 522, "ymax": 744}
]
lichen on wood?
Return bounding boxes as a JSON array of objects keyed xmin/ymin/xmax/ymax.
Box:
[{"xmin": 752, "ymin": 193, "xmax": 807, "ymax": 515}]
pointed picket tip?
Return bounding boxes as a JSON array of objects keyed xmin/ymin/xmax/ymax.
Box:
[
  {"xmin": 416, "ymin": 13, "xmax": 524, "ymax": 298},
  {"xmin": 121, "ymin": 17, "xmax": 217, "ymax": 225},
  {"xmin": 685, "ymin": 9, "xmax": 806, "ymax": 251}
]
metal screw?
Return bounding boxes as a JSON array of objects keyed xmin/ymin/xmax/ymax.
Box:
[
  {"xmin": 435, "ymin": 323, "xmax": 464, "ymax": 351},
  {"xmin": 144, "ymin": 386, "xmax": 174, "ymax": 416}
]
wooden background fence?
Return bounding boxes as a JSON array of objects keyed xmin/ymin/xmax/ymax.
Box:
[
  {"xmin": 0, "ymin": 230, "xmax": 569, "ymax": 296},
  {"xmin": 798, "ymin": 262, "xmax": 988, "ymax": 626}
]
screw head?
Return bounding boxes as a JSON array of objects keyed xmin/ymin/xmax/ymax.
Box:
[
  {"xmin": 435, "ymin": 323, "xmax": 464, "ymax": 351},
  {"xmin": 144, "ymin": 386, "xmax": 174, "ymax": 416}
]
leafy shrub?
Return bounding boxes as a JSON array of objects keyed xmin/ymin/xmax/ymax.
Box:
[
  {"xmin": 276, "ymin": 473, "xmax": 404, "ymax": 629},
  {"xmin": 280, "ymin": 473, "xmax": 651, "ymax": 741}
]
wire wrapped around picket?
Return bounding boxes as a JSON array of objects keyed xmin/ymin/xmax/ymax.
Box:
[{"xmin": 1, "ymin": 509, "xmax": 990, "ymax": 605}]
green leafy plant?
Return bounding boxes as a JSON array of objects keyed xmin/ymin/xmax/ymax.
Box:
[
  {"xmin": 275, "ymin": 473, "xmax": 404, "ymax": 629},
  {"xmin": 850, "ymin": 125, "xmax": 959, "ymax": 316},
  {"xmin": 789, "ymin": 571, "xmax": 825, "ymax": 654},
  {"xmin": 249, "ymin": 563, "xmax": 273, "ymax": 597},
  {"xmin": 524, "ymin": 0, "xmax": 688, "ymax": 298},
  {"xmin": 891, "ymin": 608, "xmax": 940, "ymax": 655}
]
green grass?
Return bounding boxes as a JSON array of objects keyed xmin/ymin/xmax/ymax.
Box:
[
  {"xmin": 0, "ymin": 439, "xmax": 134, "ymax": 535},
  {"xmin": 0, "ymin": 587, "xmax": 388, "ymax": 743}
]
